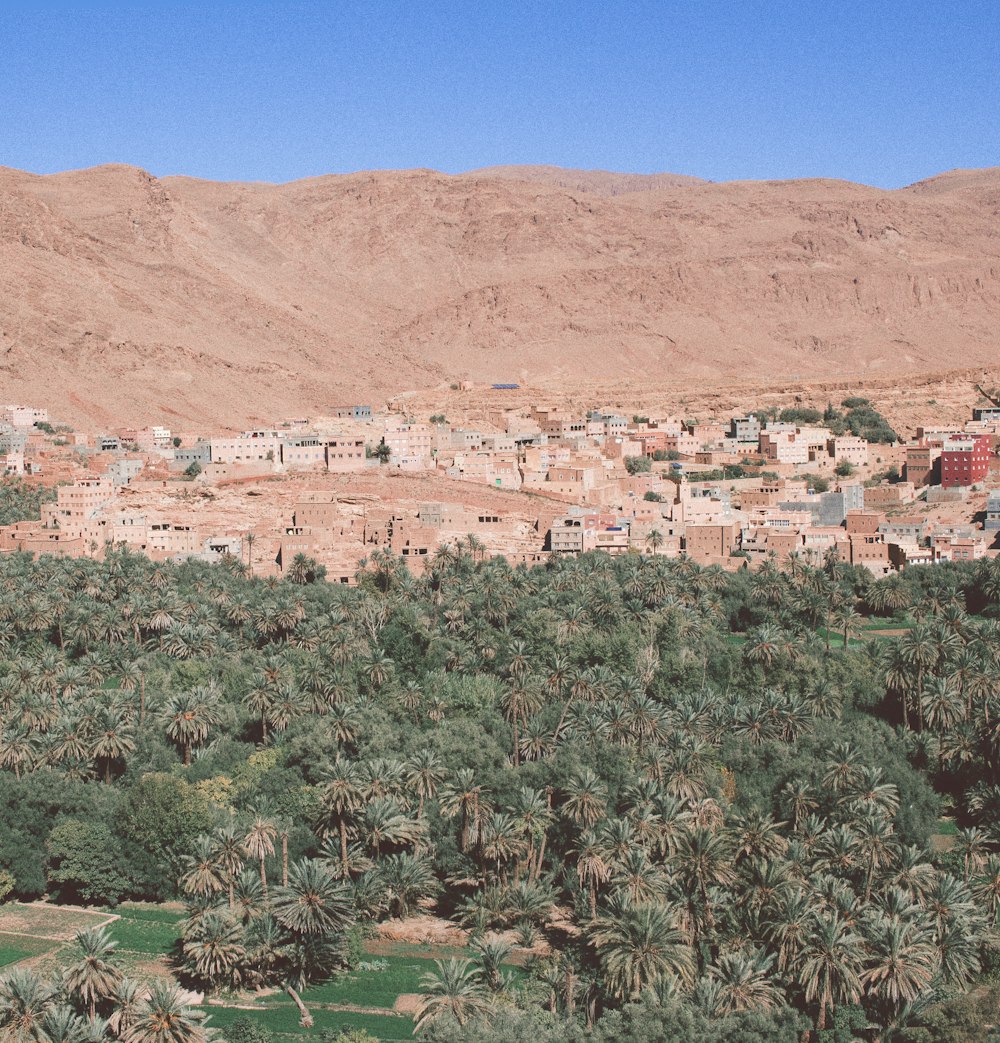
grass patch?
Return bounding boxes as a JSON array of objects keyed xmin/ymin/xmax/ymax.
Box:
[
  {"xmin": 814, "ymin": 628, "xmax": 848, "ymax": 649},
  {"xmin": 364, "ymin": 938, "xmax": 473, "ymax": 960},
  {"xmin": 108, "ymin": 917, "xmax": 181, "ymax": 956},
  {"xmin": 0, "ymin": 934, "xmax": 58, "ymax": 967},
  {"xmin": 114, "ymin": 904, "xmax": 185, "ymax": 924},
  {"xmin": 206, "ymin": 1005, "xmax": 412, "ymax": 1041},
  {"xmin": 935, "ymin": 818, "xmax": 959, "ymax": 836},
  {"xmin": 859, "ymin": 619, "xmax": 914, "ymax": 631},
  {"xmin": 297, "ymin": 956, "xmax": 426, "ymax": 1009}
]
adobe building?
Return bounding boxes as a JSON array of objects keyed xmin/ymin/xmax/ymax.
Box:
[
  {"xmin": 845, "ymin": 510, "xmax": 886, "ymax": 535},
  {"xmin": 684, "ymin": 521, "xmax": 739, "ymax": 563},
  {"xmin": 848, "ymin": 532, "xmax": 892, "ymax": 575},
  {"xmin": 904, "ymin": 443, "xmax": 941, "ymax": 487}
]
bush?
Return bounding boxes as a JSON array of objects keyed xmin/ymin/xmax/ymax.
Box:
[
  {"xmin": 224, "ymin": 1017, "xmax": 274, "ymax": 1043},
  {"xmin": 778, "ymin": 407, "xmax": 822, "ymax": 425},
  {"xmin": 801, "ymin": 474, "xmax": 830, "ymax": 493},
  {"xmin": 643, "ymin": 491, "xmax": 663, "ymax": 502},
  {"xmin": 835, "ymin": 459, "xmax": 854, "ymax": 477},
  {"xmin": 0, "ymin": 869, "xmax": 14, "ymax": 903},
  {"xmin": 324, "ymin": 1030, "xmax": 380, "ymax": 1043},
  {"xmin": 184, "ymin": 461, "xmax": 202, "ymax": 478},
  {"xmin": 624, "ymin": 456, "xmax": 651, "ymax": 475}
]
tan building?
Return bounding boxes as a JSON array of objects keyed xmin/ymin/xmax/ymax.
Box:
[
  {"xmin": 685, "ymin": 522, "xmax": 739, "ymax": 562},
  {"xmin": 849, "ymin": 533, "xmax": 892, "ymax": 575},
  {"xmin": 828, "ymin": 436, "xmax": 869, "ymax": 469}
]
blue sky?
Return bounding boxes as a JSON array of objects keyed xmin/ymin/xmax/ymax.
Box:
[{"xmin": 1, "ymin": 1, "xmax": 996, "ymax": 187}]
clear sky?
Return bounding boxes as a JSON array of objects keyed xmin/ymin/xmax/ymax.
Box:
[{"xmin": 1, "ymin": 1, "xmax": 997, "ymax": 188}]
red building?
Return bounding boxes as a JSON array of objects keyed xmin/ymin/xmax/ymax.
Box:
[{"xmin": 940, "ymin": 435, "xmax": 993, "ymax": 488}]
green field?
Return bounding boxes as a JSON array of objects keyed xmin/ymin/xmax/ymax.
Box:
[
  {"xmin": 115, "ymin": 903, "xmax": 186, "ymax": 924},
  {"xmin": 206, "ymin": 1005, "xmax": 413, "ymax": 1037},
  {"xmin": 205, "ymin": 1005, "xmax": 413, "ymax": 1040},
  {"xmin": 298, "ymin": 956, "xmax": 425, "ymax": 1009},
  {"xmin": 107, "ymin": 915, "xmax": 182, "ymax": 956},
  {"xmin": 0, "ymin": 933, "xmax": 58, "ymax": 967}
]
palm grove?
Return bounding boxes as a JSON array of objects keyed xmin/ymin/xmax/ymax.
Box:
[{"xmin": 1, "ymin": 544, "xmax": 1000, "ymax": 1041}]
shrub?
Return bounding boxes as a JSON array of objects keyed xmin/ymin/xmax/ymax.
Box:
[
  {"xmin": 224, "ymin": 1017, "xmax": 274, "ymax": 1043},
  {"xmin": 624, "ymin": 456, "xmax": 651, "ymax": 475},
  {"xmin": 778, "ymin": 407, "xmax": 822, "ymax": 425}
]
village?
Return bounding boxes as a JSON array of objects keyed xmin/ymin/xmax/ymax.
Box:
[{"xmin": 0, "ymin": 391, "xmax": 998, "ymax": 582}]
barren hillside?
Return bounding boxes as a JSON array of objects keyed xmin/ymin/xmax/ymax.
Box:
[{"xmin": 1, "ymin": 162, "xmax": 999, "ymax": 427}]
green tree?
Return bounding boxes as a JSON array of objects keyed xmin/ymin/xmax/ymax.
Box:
[{"xmin": 47, "ymin": 820, "xmax": 130, "ymax": 906}]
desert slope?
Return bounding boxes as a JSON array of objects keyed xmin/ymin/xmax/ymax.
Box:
[{"xmin": 1, "ymin": 162, "xmax": 999, "ymax": 426}]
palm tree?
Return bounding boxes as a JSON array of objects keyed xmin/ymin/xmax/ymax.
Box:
[
  {"xmin": 243, "ymin": 815, "xmax": 277, "ymax": 900},
  {"xmin": 271, "ymin": 859, "xmax": 353, "ymax": 1026},
  {"xmin": 589, "ymin": 902, "xmax": 694, "ymax": 1000},
  {"xmin": 414, "ymin": 958, "xmax": 490, "ymax": 1032},
  {"xmin": 315, "ymin": 760, "xmax": 364, "ymax": 875},
  {"xmin": 39, "ymin": 1004, "xmax": 89, "ymax": 1043},
  {"xmin": 64, "ymin": 926, "xmax": 122, "ymax": 1022},
  {"xmin": 231, "ymin": 869, "xmax": 267, "ymax": 924},
  {"xmin": 0, "ymin": 968, "xmax": 57, "ymax": 1042},
  {"xmin": 121, "ymin": 981, "xmax": 206, "ymax": 1043},
  {"xmin": 479, "ymin": 812, "xmax": 527, "ymax": 885},
  {"xmin": 107, "ymin": 979, "xmax": 143, "ymax": 1039},
  {"xmin": 708, "ymin": 948, "xmax": 781, "ymax": 1014},
  {"xmin": 245, "ymin": 532, "xmax": 256, "ymax": 577},
  {"xmin": 0, "ymin": 726, "xmax": 36, "ymax": 779},
  {"xmin": 439, "ymin": 768, "xmax": 486, "ymax": 853},
  {"xmin": 860, "ymin": 917, "xmax": 938, "ymax": 1014},
  {"xmin": 796, "ymin": 913, "xmax": 864, "ymax": 1033},
  {"xmin": 571, "ymin": 827, "xmax": 609, "ymax": 919},
  {"xmin": 359, "ymin": 798, "xmax": 422, "ymax": 859},
  {"xmin": 471, "ymin": 936, "xmax": 512, "ymax": 993},
  {"xmin": 181, "ymin": 912, "xmax": 246, "ymax": 990},
  {"xmin": 377, "ymin": 853, "xmax": 439, "ymax": 919},
  {"xmin": 179, "ymin": 835, "xmax": 225, "ymax": 899},
  {"xmin": 161, "ymin": 688, "xmax": 220, "ymax": 766},
  {"xmin": 271, "ymin": 859, "xmax": 353, "ymax": 938},
  {"xmin": 210, "ymin": 826, "xmax": 245, "ymax": 910},
  {"xmin": 561, "ymin": 769, "xmax": 608, "ymax": 828},
  {"xmin": 897, "ymin": 624, "xmax": 938, "ymax": 731},
  {"xmin": 954, "ymin": 827, "xmax": 990, "ymax": 883},
  {"xmin": 405, "ymin": 750, "xmax": 445, "ymax": 816},
  {"xmin": 672, "ymin": 825, "xmax": 735, "ymax": 964},
  {"xmin": 743, "ymin": 623, "xmax": 784, "ymax": 670},
  {"xmin": 90, "ymin": 706, "xmax": 135, "ymax": 783}
]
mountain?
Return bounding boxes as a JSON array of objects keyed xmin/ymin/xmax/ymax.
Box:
[{"xmin": 2, "ymin": 162, "xmax": 999, "ymax": 426}]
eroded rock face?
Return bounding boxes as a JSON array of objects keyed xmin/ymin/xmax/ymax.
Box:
[{"xmin": 2, "ymin": 162, "xmax": 999, "ymax": 426}]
